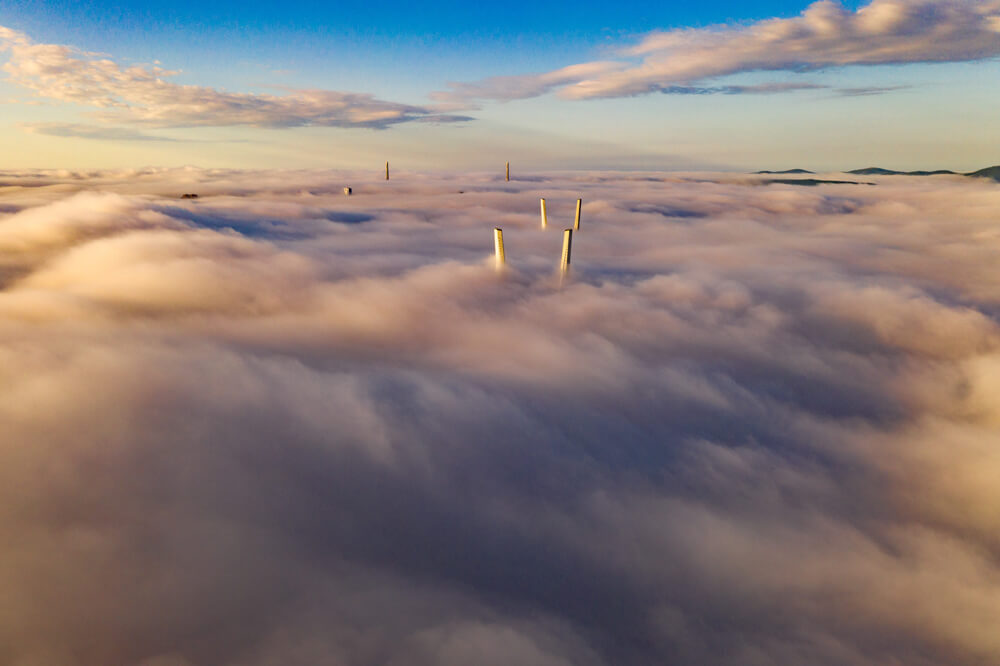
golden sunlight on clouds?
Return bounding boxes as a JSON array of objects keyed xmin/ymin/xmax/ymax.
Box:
[
  {"xmin": 1, "ymin": 168, "xmax": 999, "ymax": 665},
  {"xmin": 437, "ymin": 0, "xmax": 1000, "ymax": 102},
  {"xmin": 0, "ymin": 26, "xmax": 467, "ymax": 130}
]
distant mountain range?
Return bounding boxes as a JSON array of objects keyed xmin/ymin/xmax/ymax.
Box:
[
  {"xmin": 766, "ymin": 178, "xmax": 874, "ymax": 187},
  {"xmin": 846, "ymin": 167, "xmax": 958, "ymax": 176},
  {"xmin": 754, "ymin": 166, "xmax": 1000, "ymax": 182},
  {"xmin": 966, "ymin": 166, "xmax": 1000, "ymax": 180},
  {"xmin": 848, "ymin": 166, "xmax": 1000, "ymax": 180}
]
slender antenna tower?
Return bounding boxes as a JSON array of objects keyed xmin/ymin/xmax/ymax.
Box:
[
  {"xmin": 540, "ymin": 198, "xmax": 548, "ymax": 229},
  {"xmin": 560, "ymin": 228, "xmax": 572, "ymax": 278},
  {"xmin": 574, "ymin": 199, "xmax": 582, "ymax": 230},
  {"xmin": 506, "ymin": 161, "xmax": 510, "ymax": 182},
  {"xmin": 494, "ymin": 228, "xmax": 505, "ymax": 271},
  {"xmin": 385, "ymin": 161, "xmax": 390, "ymax": 180}
]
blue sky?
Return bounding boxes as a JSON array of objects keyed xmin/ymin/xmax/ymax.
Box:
[
  {"xmin": 1, "ymin": 0, "xmax": 864, "ymax": 91},
  {"xmin": 1, "ymin": 0, "xmax": 998, "ymax": 170}
]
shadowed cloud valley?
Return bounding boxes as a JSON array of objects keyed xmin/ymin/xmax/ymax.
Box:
[{"xmin": 1, "ymin": 168, "xmax": 1000, "ymax": 665}]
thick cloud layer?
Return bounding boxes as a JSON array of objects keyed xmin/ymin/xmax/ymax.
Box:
[
  {"xmin": 437, "ymin": 0, "xmax": 1000, "ymax": 102},
  {"xmin": 1, "ymin": 167, "xmax": 1000, "ymax": 665}
]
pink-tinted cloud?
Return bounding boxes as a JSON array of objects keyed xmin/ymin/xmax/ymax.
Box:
[
  {"xmin": 437, "ymin": 0, "xmax": 1000, "ymax": 102},
  {"xmin": 0, "ymin": 26, "xmax": 469, "ymax": 129},
  {"xmin": 2, "ymin": 167, "xmax": 1000, "ymax": 665}
]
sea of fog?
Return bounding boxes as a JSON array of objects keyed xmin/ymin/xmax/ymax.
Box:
[{"xmin": 1, "ymin": 168, "xmax": 999, "ymax": 666}]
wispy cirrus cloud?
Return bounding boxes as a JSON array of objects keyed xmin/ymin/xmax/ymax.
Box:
[
  {"xmin": 833, "ymin": 85, "xmax": 912, "ymax": 96},
  {"xmin": 21, "ymin": 122, "xmax": 183, "ymax": 142},
  {"xmin": 653, "ymin": 82, "xmax": 828, "ymax": 95},
  {"xmin": 435, "ymin": 0, "xmax": 1000, "ymax": 103},
  {"xmin": 0, "ymin": 25, "xmax": 471, "ymax": 130}
]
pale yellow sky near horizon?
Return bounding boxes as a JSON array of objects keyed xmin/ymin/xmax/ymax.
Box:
[{"xmin": 2, "ymin": 4, "xmax": 1000, "ymax": 173}]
